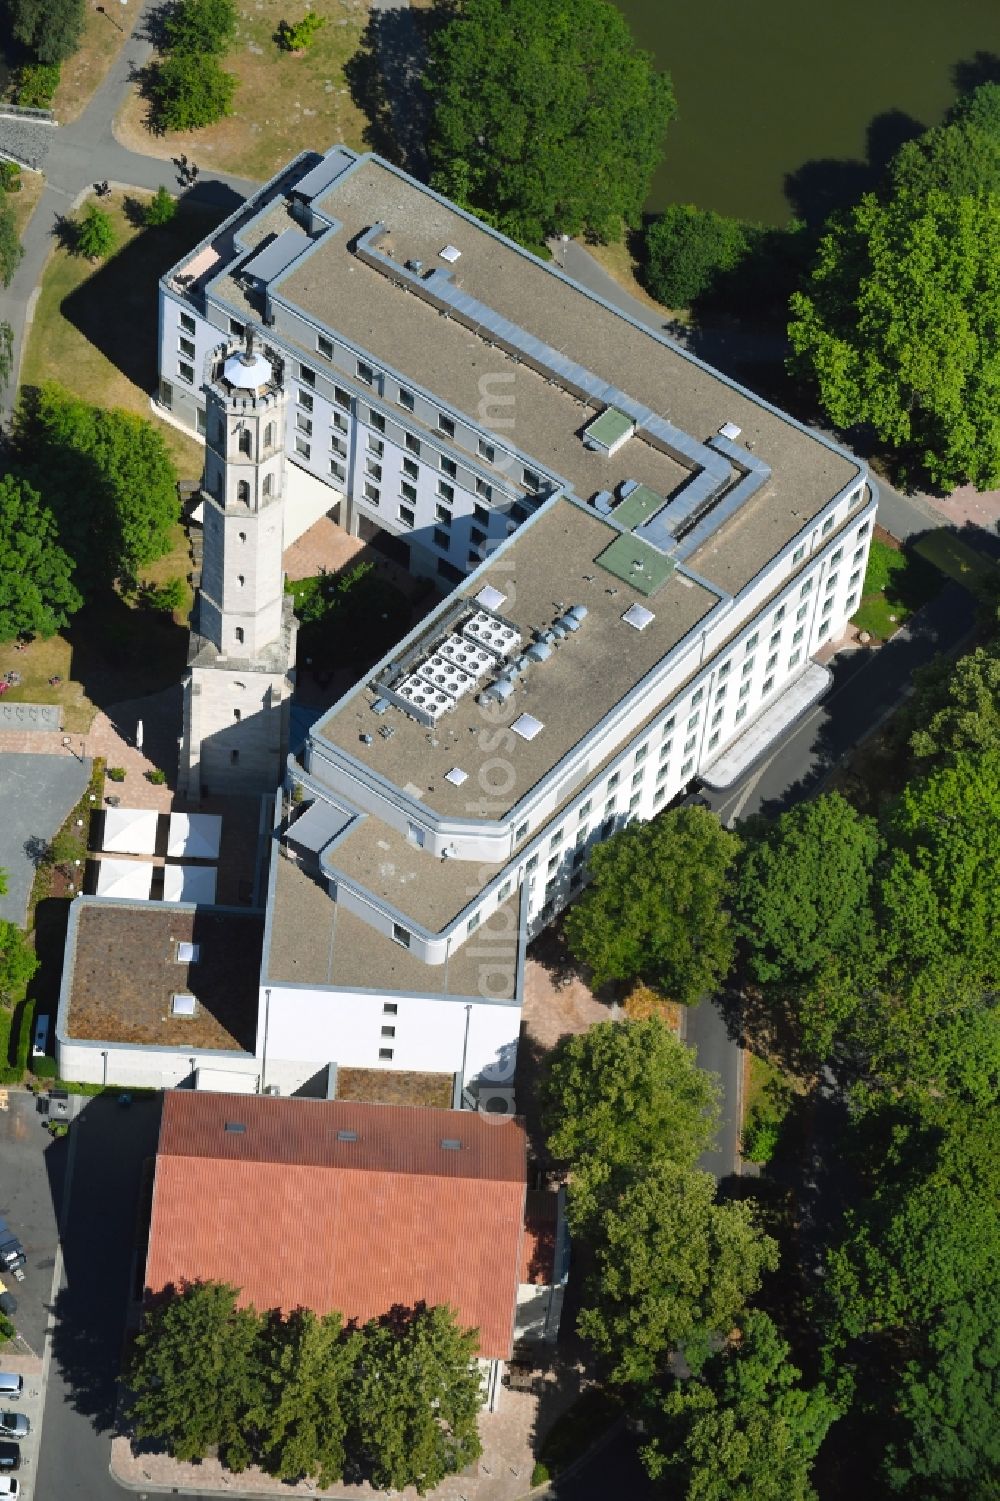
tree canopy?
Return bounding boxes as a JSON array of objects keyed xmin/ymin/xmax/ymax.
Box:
[
  {"xmin": 577, "ymin": 1158, "xmax": 778, "ymax": 1384},
  {"xmin": 250, "ymin": 1308, "xmax": 359, "ymax": 1487},
  {"xmin": 0, "ymin": 474, "xmax": 82, "ymax": 641},
  {"xmin": 564, "ymin": 807, "xmax": 738, "ymax": 1001},
  {"xmin": 542, "ymin": 1016, "xmax": 719, "ymax": 1231},
  {"xmin": 788, "ymin": 186, "xmax": 1000, "ymax": 490},
  {"xmin": 0, "ymin": 920, "xmax": 38, "ymax": 1005},
  {"xmin": 0, "ymin": 200, "xmax": 23, "ymax": 290},
  {"xmin": 14, "ymin": 383, "xmax": 178, "ymax": 592},
  {"xmin": 425, "ymin": 0, "xmax": 674, "ymax": 247},
  {"xmin": 8, "ymin": 0, "xmax": 84, "ymax": 63},
  {"xmin": 904, "ymin": 642, "xmax": 1000, "ymax": 766},
  {"xmin": 734, "ymin": 793, "xmax": 878, "ymax": 987},
  {"xmin": 76, "ymin": 203, "xmax": 116, "ymax": 261},
  {"xmin": 150, "ymin": 51, "xmax": 238, "ymax": 132},
  {"xmin": 163, "ymin": 0, "xmax": 236, "ymax": 54},
  {"xmin": 641, "ymin": 1312, "xmax": 839, "ymax": 1501}
]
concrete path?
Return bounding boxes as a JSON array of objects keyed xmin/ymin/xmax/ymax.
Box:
[
  {"xmin": 0, "ymin": 0, "xmax": 259, "ymax": 425},
  {"xmin": 0, "ymin": 750, "xmax": 91, "ymax": 925}
]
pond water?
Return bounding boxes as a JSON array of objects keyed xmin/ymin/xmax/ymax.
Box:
[{"xmin": 614, "ymin": 0, "xmax": 1000, "ymax": 223}]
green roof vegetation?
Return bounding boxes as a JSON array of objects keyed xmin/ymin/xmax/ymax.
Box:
[
  {"xmin": 595, "ymin": 532, "xmax": 676, "ymax": 596},
  {"xmin": 611, "ymin": 482, "xmax": 668, "ymax": 532}
]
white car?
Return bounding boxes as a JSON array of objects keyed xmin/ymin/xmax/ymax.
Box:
[{"xmin": 0, "ymin": 1477, "xmax": 18, "ymax": 1497}]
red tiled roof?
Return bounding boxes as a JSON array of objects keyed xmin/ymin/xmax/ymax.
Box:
[
  {"xmin": 145, "ymin": 1092, "xmax": 528, "ymax": 1359},
  {"xmin": 520, "ymin": 1188, "xmax": 559, "ymax": 1285}
]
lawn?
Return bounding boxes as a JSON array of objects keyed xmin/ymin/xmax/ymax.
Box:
[
  {"xmin": 115, "ymin": 0, "xmax": 372, "ymax": 183},
  {"xmin": 850, "ymin": 534, "xmax": 942, "ymax": 640},
  {"xmin": 584, "ymin": 234, "xmax": 689, "ymax": 321},
  {"xmin": 4, "ymin": 170, "xmax": 45, "ymax": 240},
  {"xmin": 19, "ymin": 188, "xmax": 220, "ymax": 476}
]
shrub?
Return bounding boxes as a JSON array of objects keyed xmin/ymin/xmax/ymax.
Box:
[
  {"xmin": 741, "ymin": 1071, "xmax": 794, "ymax": 1164},
  {"xmin": 530, "ymin": 1461, "xmax": 550, "ymax": 1485},
  {"xmin": 164, "ymin": 0, "xmax": 237, "ymax": 55},
  {"xmin": 146, "ymin": 768, "xmax": 167, "ymax": 785},
  {"xmin": 76, "ymin": 203, "xmax": 116, "ymax": 261},
  {"xmin": 107, "ymin": 766, "xmax": 126, "ymax": 782},
  {"xmin": 0, "ymin": 162, "xmax": 22, "ymax": 193},
  {"xmin": 32, "ymin": 1054, "xmax": 58, "ymax": 1079},
  {"xmin": 0, "ymin": 1312, "xmax": 14, "ymax": 1345},
  {"xmin": 144, "ymin": 575, "xmax": 185, "ymax": 612},
  {"xmin": 144, "ymin": 186, "xmax": 177, "ymax": 227},
  {"xmin": 149, "ymin": 52, "xmax": 237, "ymax": 131},
  {"xmin": 275, "ymin": 11, "xmax": 325, "ymax": 50},
  {"xmin": 14, "ymin": 61, "xmax": 61, "ymax": 109},
  {"xmin": 644, "ymin": 203, "xmax": 757, "ymax": 309}
]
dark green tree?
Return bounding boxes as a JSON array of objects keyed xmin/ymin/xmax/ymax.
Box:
[
  {"xmin": 8, "ymin": 0, "xmax": 84, "ymax": 63},
  {"xmin": 644, "ymin": 203, "xmax": 758, "ymax": 309},
  {"xmin": 0, "ymin": 200, "xmax": 23, "ymax": 289},
  {"xmin": 0, "ymin": 474, "xmax": 82, "ymax": 641},
  {"xmin": 15, "ymin": 383, "xmax": 179, "ymax": 590},
  {"xmin": 346, "ymin": 1305, "xmax": 482, "ymax": 1495},
  {"xmin": 733, "ymin": 793, "xmax": 878, "ymax": 987},
  {"xmin": 144, "ymin": 186, "xmax": 178, "ymax": 227},
  {"xmin": 150, "ymin": 52, "xmax": 237, "ymax": 132},
  {"xmin": 127, "ymin": 1282, "xmax": 262, "ymax": 1467},
  {"xmin": 251, "ymin": 1308, "xmax": 360, "ymax": 1486},
  {"xmin": 788, "ymin": 188, "xmax": 1000, "ymax": 490},
  {"xmin": 163, "ymin": 0, "xmax": 236, "ymax": 53},
  {"xmin": 565, "ymin": 806, "xmax": 739, "ymax": 1001},
  {"xmin": 0, "ymin": 920, "xmax": 38, "ymax": 1005},
  {"xmin": 641, "ymin": 1311, "xmax": 839, "ymax": 1501},
  {"xmin": 425, "ymin": 0, "xmax": 674, "ymax": 247},
  {"xmin": 577, "ymin": 1158, "xmax": 778, "ymax": 1384},
  {"xmin": 542, "ymin": 1016, "xmax": 719, "ymax": 1232},
  {"xmin": 904, "ymin": 642, "xmax": 1000, "ymax": 766},
  {"xmin": 889, "ymin": 82, "xmax": 1000, "ymax": 200},
  {"xmin": 0, "ymin": 322, "xmax": 12, "ymax": 396},
  {"xmin": 876, "ymin": 751, "xmax": 1000, "ymax": 991},
  {"xmin": 75, "ymin": 203, "xmax": 116, "ymax": 261}
]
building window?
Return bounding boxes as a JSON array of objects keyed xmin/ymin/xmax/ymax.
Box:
[
  {"xmin": 392, "ymin": 923, "xmax": 410, "ymax": 948},
  {"xmin": 629, "ymin": 793, "xmax": 641, "ymax": 811},
  {"xmin": 687, "ymin": 712, "xmax": 699, "ymax": 731},
  {"xmin": 433, "ymin": 528, "xmax": 450, "ymax": 551},
  {"xmin": 792, "ymin": 625, "xmax": 804, "ymax": 645},
  {"xmin": 800, "ymin": 578, "xmax": 814, "ymax": 598},
  {"xmin": 317, "ymin": 334, "xmax": 333, "ymax": 360},
  {"xmin": 434, "ymin": 502, "xmax": 451, "ymax": 524},
  {"xmin": 742, "ymin": 658, "xmax": 755, "ymax": 677},
  {"xmin": 631, "ymin": 769, "xmax": 644, "ymax": 788},
  {"xmin": 402, "ymin": 456, "xmax": 419, "ymax": 481},
  {"xmin": 367, "ymin": 435, "xmax": 384, "ymax": 457},
  {"xmin": 681, "ymin": 759, "xmax": 694, "ymax": 778},
  {"xmin": 715, "ymin": 684, "xmax": 727, "ymax": 704},
  {"xmin": 261, "ymin": 421, "xmax": 273, "ymax": 449},
  {"xmin": 384, "ymin": 1002, "xmax": 398, "ymax": 1015},
  {"xmin": 523, "ymin": 467, "xmax": 540, "ymax": 492},
  {"xmin": 230, "ymin": 749, "xmax": 240, "ymax": 764},
  {"xmin": 762, "ymin": 675, "xmax": 775, "ymax": 695},
  {"xmin": 745, "ymin": 632, "xmax": 759, "ymax": 653},
  {"xmin": 793, "ymin": 543, "xmax": 806, "ymax": 564},
  {"xmin": 234, "ymin": 627, "xmax": 244, "ymax": 644},
  {"xmin": 857, "ymin": 520, "xmax": 871, "ymax": 539},
  {"xmin": 683, "ymin": 735, "xmax": 697, "ymax": 755},
  {"xmin": 578, "ymin": 799, "xmax": 592, "ymax": 820},
  {"xmin": 357, "ymin": 360, "xmax": 374, "ymax": 386},
  {"xmin": 366, "ymin": 460, "xmax": 382, "ymax": 482},
  {"xmin": 299, "ymin": 364, "xmax": 316, "ymax": 388},
  {"xmin": 398, "ymin": 505, "xmax": 415, "ymax": 527},
  {"xmin": 381, "ymin": 1025, "xmax": 395, "ymax": 1039},
  {"xmin": 796, "ymin": 603, "xmax": 809, "ymax": 622},
  {"xmin": 295, "ymin": 437, "xmax": 311, "ymax": 458},
  {"xmin": 178, "ymin": 335, "xmax": 195, "ymax": 358},
  {"xmin": 660, "ymin": 738, "xmax": 673, "ymax": 760},
  {"xmin": 334, "ymin": 386, "xmax": 351, "ymax": 410},
  {"xmin": 608, "ymin": 771, "xmax": 620, "ymax": 790},
  {"xmin": 363, "ymin": 482, "xmax": 380, "ymax": 504},
  {"xmin": 438, "ymin": 413, "xmax": 455, "ymax": 438},
  {"xmin": 831, "ymin": 547, "xmax": 844, "ymax": 566},
  {"xmin": 297, "ymin": 389, "xmax": 314, "ymax": 413},
  {"xmin": 657, "ymin": 762, "xmax": 670, "ymax": 783},
  {"xmin": 470, "ymin": 527, "xmax": 486, "ymax": 548},
  {"xmin": 195, "ymin": 406, "xmax": 206, "ymax": 434},
  {"xmin": 331, "ymin": 435, "xmax": 347, "ymax": 459},
  {"xmin": 510, "ymin": 502, "xmax": 529, "ymax": 524},
  {"xmin": 177, "ymin": 361, "xmax": 194, "ymax": 384},
  {"xmin": 716, "ymin": 661, "xmax": 731, "ymax": 681},
  {"xmin": 438, "ymin": 480, "xmax": 454, "ymax": 503},
  {"xmin": 179, "ymin": 311, "xmax": 195, "ymax": 335},
  {"xmin": 398, "ymin": 387, "xmax": 414, "ymax": 411},
  {"xmin": 525, "ymin": 852, "xmax": 539, "ymax": 873},
  {"xmin": 739, "ymin": 681, "xmax": 751, "ymax": 700},
  {"xmin": 766, "ymin": 652, "xmax": 778, "ymax": 672},
  {"xmin": 822, "ymin": 596, "xmax": 835, "ymax": 616},
  {"xmin": 477, "ymin": 477, "xmax": 493, "ymax": 501},
  {"xmin": 818, "ymin": 620, "xmax": 830, "ymax": 639},
  {"xmin": 735, "ymin": 704, "xmax": 747, "ymax": 724},
  {"xmin": 822, "ymin": 514, "xmax": 836, "ymax": 534},
  {"xmin": 708, "ymin": 731, "xmax": 720, "ymax": 750},
  {"xmin": 849, "ymin": 569, "xmax": 861, "ymax": 590},
  {"xmin": 711, "ymin": 707, "xmax": 724, "ymax": 727},
  {"xmin": 405, "ymin": 432, "xmax": 420, "ymax": 455},
  {"xmin": 478, "ymin": 438, "xmax": 495, "ymax": 463},
  {"xmin": 635, "ymin": 744, "xmax": 649, "ymax": 764},
  {"xmin": 159, "ymin": 380, "xmax": 173, "ymax": 409},
  {"xmin": 515, "ymin": 821, "xmax": 529, "ymax": 842},
  {"xmin": 229, "ymin": 317, "xmax": 245, "ymax": 338},
  {"xmin": 691, "ymin": 686, "xmax": 705, "ymax": 707},
  {"xmin": 854, "ymin": 545, "xmax": 866, "ymax": 565},
  {"xmin": 826, "ymin": 572, "xmax": 839, "ymax": 593},
  {"xmin": 397, "ymin": 480, "xmax": 417, "ymax": 504},
  {"xmin": 467, "ymin": 911, "xmax": 481, "ymax": 933},
  {"xmin": 237, "ymin": 480, "xmax": 250, "ymax": 504},
  {"xmin": 788, "ymin": 649, "xmax": 801, "ymax": 669},
  {"xmin": 379, "ymin": 1047, "xmax": 394, "ymax": 1060},
  {"xmin": 773, "ymin": 604, "xmax": 786, "ymax": 625},
  {"xmin": 233, "ymin": 708, "xmax": 241, "ymax": 722},
  {"xmin": 333, "ymin": 411, "xmax": 348, "ymax": 434},
  {"xmin": 296, "ymin": 415, "xmax": 313, "ymax": 437},
  {"xmin": 236, "ymin": 428, "xmax": 252, "ymax": 456},
  {"xmin": 369, "ymin": 410, "xmax": 386, "ymax": 434},
  {"xmin": 769, "ymin": 629, "xmax": 782, "ymax": 648},
  {"xmin": 654, "ymin": 787, "xmax": 666, "ymax": 805},
  {"xmin": 846, "ymin": 592, "xmax": 858, "ymax": 613},
  {"xmin": 439, "ymin": 455, "xmax": 457, "ymax": 479},
  {"xmin": 330, "ymin": 460, "xmax": 345, "ymax": 483}
]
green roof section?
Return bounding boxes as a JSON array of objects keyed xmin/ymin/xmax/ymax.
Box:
[
  {"xmin": 612, "ymin": 482, "xmax": 667, "ymax": 532},
  {"xmin": 584, "ymin": 406, "xmax": 635, "ymax": 452},
  {"xmin": 595, "ymin": 532, "xmax": 676, "ymax": 597}
]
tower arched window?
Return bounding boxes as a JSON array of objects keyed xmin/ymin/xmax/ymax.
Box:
[
  {"xmin": 234, "ymin": 627, "xmax": 244, "ymax": 644},
  {"xmin": 239, "ymin": 429, "xmax": 252, "ymax": 456},
  {"xmin": 237, "ymin": 480, "xmax": 250, "ymax": 504},
  {"xmin": 262, "ymin": 472, "xmax": 273, "ymax": 498},
  {"xmin": 263, "ymin": 422, "xmax": 274, "ymax": 449}
]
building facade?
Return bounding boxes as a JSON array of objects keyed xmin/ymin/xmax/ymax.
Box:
[{"xmin": 145, "ymin": 145, "xmax": 878, "ymax": 1102}]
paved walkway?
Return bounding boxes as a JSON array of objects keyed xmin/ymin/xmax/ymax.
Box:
[
  {"xmin": 0, "ymin": 751, "xmax": 91, "ymax": 925},
  {"xmin": 0, "ymin": 0, "xmax": 259, "ymax": 425}
]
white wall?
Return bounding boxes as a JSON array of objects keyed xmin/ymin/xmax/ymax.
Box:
[
  {"xmin": 56, "ymin": 1035, "xmax": 259, "ymax": 1090},
  {"xmin": 262, "ymin": 984, "xmax": 519, "ymax": 1091}
]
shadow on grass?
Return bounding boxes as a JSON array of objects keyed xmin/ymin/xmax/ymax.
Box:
[{"xmin": 344, "ymin": 5, "xmax": 440, "ymax": 175}]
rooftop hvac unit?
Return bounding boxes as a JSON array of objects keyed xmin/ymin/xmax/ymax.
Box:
[
  {"xmin": 461, "ymin": 610, "xmax": 522, "ymax": 658},
  {"xmin": 526, "ymin": 640, "xmax": 552, "ymax": 664}
]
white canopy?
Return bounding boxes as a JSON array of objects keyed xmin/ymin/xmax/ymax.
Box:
[
  {"xmin": 163, "ymin": 865, "xmax": 218, "ymax": 904},
  {"xmin": 167, "ymin": 812, "xmax": 222, "ymax": 860},
  {"xmin": 102, "ymin": 807, "xmax": 159, "ymax": 855},
  {"xmin": 95, "ymin": 858, "xmax": 154, "ymax": 901}
]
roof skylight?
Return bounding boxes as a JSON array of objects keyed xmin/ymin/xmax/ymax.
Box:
[
  {"xmin": 511, "ymin": 712, "xmax": 544, "ymax": 741},
  {"xmin": 622, "ymin": 603, "xmax": 655, "ymax": 631}
]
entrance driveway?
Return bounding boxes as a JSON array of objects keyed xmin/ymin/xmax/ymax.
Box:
[{"xmin": 0, "ymin": 753, "xmax": 91, "ymax": 926}]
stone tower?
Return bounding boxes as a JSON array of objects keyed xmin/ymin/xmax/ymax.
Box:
[{"xmin": 179, "ymin": 337, "xmax": 297, "ymax": 799}]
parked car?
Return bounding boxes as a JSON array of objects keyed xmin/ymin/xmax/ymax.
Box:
[
  {"xmin": 31, "ymin": 1015, "xmax": 49, "ymax": 1059},
  {"xmin": 0, "ymin": 1417, "xmax": 27, "ymax": 1441},
  {"xmin": 0, "ymin": 1476, "xmax": 18, "ymax": 1496},
  {"xmin": 0, "ymin": 1378, "xmax": 21, "ymax": 1401},
  {"xmin": 0, "ymin": 1279, "xmax": 16, "ymax": 1318},
  {"xmin": 0, "ymin": 1443, "xmax": 19, "ymax": 1471}
]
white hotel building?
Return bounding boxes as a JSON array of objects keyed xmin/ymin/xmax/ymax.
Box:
[{"xmin": 56, "ymin": 147, "xmax": 876, "ymax": 1098}]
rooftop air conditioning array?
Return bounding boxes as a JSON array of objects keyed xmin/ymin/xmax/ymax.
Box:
[
  {"xmin": 461, "ymin": 610, "xmax": 522, "ymax": 658},
  {"xmin": 394, "ymin": 674, "xmax": 454, "ymax": 721},
  {"xmin": 414, "ymin": 652, "xmax": 478, "ymax": 700},
  {"xmin": 438, "ymin": 634, "xmax": 494, "ymax": 678}
]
